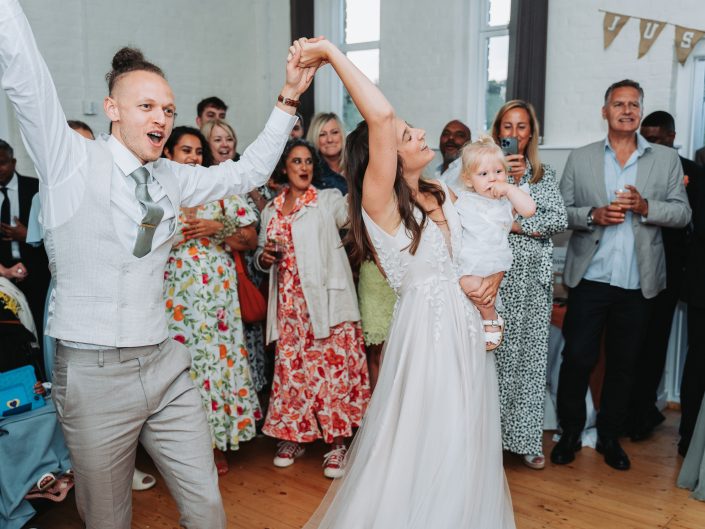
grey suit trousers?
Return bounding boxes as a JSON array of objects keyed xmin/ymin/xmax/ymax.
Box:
[{"xmin": 53, "ymin": 339, "xmax": 226, "ymax": 529}]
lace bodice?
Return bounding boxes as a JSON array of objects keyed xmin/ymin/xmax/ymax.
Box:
[{"xmin": 361, "ymin": 184, "xmax": 463, "ymax": 297}]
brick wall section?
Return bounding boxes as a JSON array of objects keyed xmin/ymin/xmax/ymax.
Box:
[
  {"xmin": 545, "ymin": 0, "xmax": 705, "ymax": 147},
  {"xmin": 4, "ymin": 0, "xmax": 705, "ymax": 176},
  {"xmin": 3, "ymin": 0, "xmax": 290, "ymax": 176},
  {"xmin": 380, "ymin": 0, "xmax": 476, "ymax": 150}
]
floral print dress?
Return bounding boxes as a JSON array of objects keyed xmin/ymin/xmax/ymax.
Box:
[
  {"xmin": 262, "ymin": 186, "xmax": 370, "ymax": 444},
  {"xmin": 243, "ymin": 185, "xmax": 280, "ymax": 393},
  {"xmin": 164, "ymin": 196, "xmax": 261, "ymax": 451}
]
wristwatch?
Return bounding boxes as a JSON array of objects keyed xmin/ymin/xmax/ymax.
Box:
[
  {"xmin": 586, "ymin": 207, "xmax": 595, "ymax": 227},
  {"xmin": 277, "ymin": 94, "xmax": 300, "ymax": 108}
]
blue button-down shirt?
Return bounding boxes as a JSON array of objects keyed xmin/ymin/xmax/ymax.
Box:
[{"xmin": 584, "ymin": 133, "xmax": 652, "ymax": 290}]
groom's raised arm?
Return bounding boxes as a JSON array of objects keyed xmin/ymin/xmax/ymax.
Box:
[{"xmin": 0, "ymin": 0, "xmax": 86, "ymax": 227}]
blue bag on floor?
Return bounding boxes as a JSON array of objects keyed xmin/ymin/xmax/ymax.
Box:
[{"xmin": 0, "ymin": 365, "xmax": 45, "ymax": 416}]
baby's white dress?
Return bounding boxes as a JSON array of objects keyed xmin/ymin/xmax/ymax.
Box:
[{"xmin": 456, "ymin": 190, "xmax": 514, "ymax": 277}]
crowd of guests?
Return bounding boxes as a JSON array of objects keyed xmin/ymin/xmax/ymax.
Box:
[{"xmin": 2, "ymin": 80, "xmax": 704, "ymax": 497}]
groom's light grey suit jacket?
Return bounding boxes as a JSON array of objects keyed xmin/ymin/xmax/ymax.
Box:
[{"xmin": 560, "ymin": 140, "xmax": 691, "ymax": 299}]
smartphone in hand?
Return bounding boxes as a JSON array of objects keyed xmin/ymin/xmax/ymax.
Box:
[{"xmin": 500, "ymin": 137, "xmax": 519, "ymax": 156}]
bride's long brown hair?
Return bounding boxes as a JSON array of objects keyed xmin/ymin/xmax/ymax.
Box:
[{"xmin": 343, "ymin": 120, "xmax": 445, "ymax": 267}]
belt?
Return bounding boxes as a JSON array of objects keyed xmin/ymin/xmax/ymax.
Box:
[{"xmin": 56, "ymin": 340, "xmax": 166, "ymax": 366}]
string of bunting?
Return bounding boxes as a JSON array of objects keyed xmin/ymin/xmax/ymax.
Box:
[{"xmin": 599, "ymin": 9, "xmax": 705, "ymax": 64}]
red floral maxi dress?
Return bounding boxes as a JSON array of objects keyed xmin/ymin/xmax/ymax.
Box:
[{"xmin": 262, "ymin": 186, "xmax": 370, "ymax": 444}]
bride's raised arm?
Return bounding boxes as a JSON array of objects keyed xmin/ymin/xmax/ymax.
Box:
[{"xmin": 298, "ymin": 39, "xmax": 398, "ymax": 223}]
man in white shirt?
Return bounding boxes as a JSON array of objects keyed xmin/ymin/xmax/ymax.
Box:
[
  {"xmin": 433, "ymin": 119, "xmax": 471, "ymax": 181},
  {"xmin": 0, "ymin": 139, "xmax": 50, "ymax": 349},
  {"xmin": 0, "ymin": 2, "xmax": 316, "ymax": 528}
]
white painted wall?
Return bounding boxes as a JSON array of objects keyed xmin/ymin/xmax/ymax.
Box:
[
  {"xmin": 314, "ymin": 0, "xmax": 483, "ymax": 157},
  {"xmin": 379, "ymin": 0, "xmax": 479, "ymax": 147},
  {"xmin": 1, "ymin": 0, "xmax": 291, "ymax": 177},
  {"xmin": 5, "ymin": 1, "xmax": 705, "ymax": 179},
  {"xmin": 313, "ymin": 0, "xmax": 705, "ymax": 177},
  {"xmin": 545, "ymin": 0, "xmax": 705, "ymax": 155}
]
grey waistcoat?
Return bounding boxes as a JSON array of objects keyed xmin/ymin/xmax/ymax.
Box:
[{"xmin": 44, "ymin": 139, "xmax": 179, "ymax": 346}]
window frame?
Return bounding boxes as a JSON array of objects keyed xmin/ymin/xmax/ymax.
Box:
[
  {"xmin": 0, "ymin": 93, "xmax": 10, "ymax": 141},
  {"xmin": 477, "ymin": 0, "xmax": 511, "ymax": 132},
  {"xmin": 689, "ymin": 56, "xmax": 705, "ymax": 157},
  {"xmin": 313, "ymin": 0, "xmax": 380, "ymax": 128}
]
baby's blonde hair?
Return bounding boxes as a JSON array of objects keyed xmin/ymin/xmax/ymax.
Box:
[{"xmin": 459, "ymin": 135, "xmax": 508, "ymax": 190}]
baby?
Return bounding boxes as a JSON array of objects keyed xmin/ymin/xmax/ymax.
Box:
[{"xmin": 455, "ymin": 136, "xmax": 536, "ymax": 350}]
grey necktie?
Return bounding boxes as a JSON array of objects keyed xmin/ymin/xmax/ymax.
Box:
[{"xmin": 128, "ymin": 166, "xmax": 164, "ymax": 258}]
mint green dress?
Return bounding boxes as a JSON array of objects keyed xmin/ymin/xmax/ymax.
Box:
[
  {"xmin": 357, "ymin": 260, "xmax": 397, "ymax": 346},
  {"xmin": 678, "ymin": 393, "xmax": 705, "ymax": 501}
]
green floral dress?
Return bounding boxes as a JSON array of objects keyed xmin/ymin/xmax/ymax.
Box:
[{"xmin": 163, "ymin": 196, "xmax": 261, "ymax": 451}]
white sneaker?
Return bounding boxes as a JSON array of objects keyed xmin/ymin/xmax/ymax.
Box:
[
  {"xmin": 323, "ymin": 444, "xmax": 347, "ymax": 479},
  {"xmin": 273, "ymin": 441, "xmax": 305, "ymax": 468}
]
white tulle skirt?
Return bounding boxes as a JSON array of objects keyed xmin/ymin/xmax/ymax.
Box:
[{"xmin": 302, "ymin": 278, "xmax": 515, "ymax": 528}]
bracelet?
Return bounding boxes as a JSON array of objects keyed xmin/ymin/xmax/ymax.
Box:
[
  {"xmin": 277, "ymin": 94, "xmax": 300, "ymax": 108},
  {"xmin": 211, "ymin": 215, "xmax": 238, "ymax": 246}
]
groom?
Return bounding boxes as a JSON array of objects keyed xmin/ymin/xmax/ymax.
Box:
[{"xmin": 0, "ymin": 2, "xmax": 316, "ymax": 527}]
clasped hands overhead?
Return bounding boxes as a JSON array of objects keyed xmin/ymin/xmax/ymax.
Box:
[{"xmin": 287, "ymin": 36, "xmax": 333, "ymax": 73}]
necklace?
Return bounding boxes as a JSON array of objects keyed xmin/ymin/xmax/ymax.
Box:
[{"xmin": 425, "ymin": 206, "xmax": 448, "ymax": 225}]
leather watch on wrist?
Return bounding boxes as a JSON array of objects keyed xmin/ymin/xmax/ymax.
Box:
[
  {"xmin": 277, "ymin": 94, "xmax": 300, "ymax": 108},
  {"xmin": 586, "ymin": 207, "xmax": 595, "ymax": 227}
]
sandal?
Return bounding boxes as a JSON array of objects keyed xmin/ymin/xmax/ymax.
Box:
[
  {"xmin": 25, "ymin": 472, "xmax": 74, "ymax": 502},
  {"xmin": 214, "ymin": 450, "xmax": 229, "ymax": 476},
  {"xmin": 36, "ymin": 472, "xmax": 57, "ymax": 492},
  {"xmin": 132, "ymin": 468, "xmax": 157, "ymax": 491},
  {"xmin": 523, "ymin": 453, "xmax": 546, "ymax": 470},
  {"xmin": 483, "ymin": 313, "xmax": 504, "ymax": 351}
]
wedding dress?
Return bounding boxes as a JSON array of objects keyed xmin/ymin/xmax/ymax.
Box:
[{"xmin": 303, "ymin": 183, "xmax": 515, "ymax": 528}]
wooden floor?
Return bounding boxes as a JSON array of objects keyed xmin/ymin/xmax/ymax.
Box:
[{"xmin": 28, "ymin": 410, "xmax": 705, "ymax": 529}]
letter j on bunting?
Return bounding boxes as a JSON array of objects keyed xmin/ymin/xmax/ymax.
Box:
[{"xmin": 603, "ymin": 12, "xmax": 630, "ymax": 49}]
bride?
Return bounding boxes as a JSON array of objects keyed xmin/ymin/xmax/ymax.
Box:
[{"xmin": 296, "ymin": 38, "xmax": 516, "ymax": 528}]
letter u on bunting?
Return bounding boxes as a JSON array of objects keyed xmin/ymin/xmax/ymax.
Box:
[
  {"xmin": 638, "ymin": 18, "xmax": 666, "ymax": 58},
  {"xmin": 603, "ymin": 12, "xmax": 630, "ymax": 49},
  {"xmin": 675, "ymin": 26, "xmax": 705, "ymax": 65}
]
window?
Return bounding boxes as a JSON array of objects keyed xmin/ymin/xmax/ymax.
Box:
[
  {"xmin": 479, "ymin": 0, "xmax": 511, "ymax": 131},
  {"xmin": 341, "ymin": 0, "xmax": 380, "ymax": 131},
  {"xmin": 313, "ymin": 0, "xmax": 380, "ymax": 132},
  {"xmin": 0, "ymin": 92, "xmax": 9, "ymax": 141},
  {"xmin": 691, "ymin": 57, "xmax": 705, "ymax": 156}
]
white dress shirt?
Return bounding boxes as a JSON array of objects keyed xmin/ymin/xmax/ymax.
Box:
[
  {"xmin": 0, "ymin": 172, "xmax": 21, "ymax": 259},
  {"xmin": 0, "ymin": 0, "xmax": 296, "ymax": 348},
  {"xmin": 0, "ymin": 0, "xmax": 295, "ymax": 250},
  {"xmin": 435, "ymin": 158, "xmax": 464, "ymax": 195},
  {"xmin": 106, "ymin": 135, "xmax": 178, "ymax": 253}
]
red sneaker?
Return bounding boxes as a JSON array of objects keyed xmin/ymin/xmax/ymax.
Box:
[
  {"xmin": 323, "ymin": 444, "xmax": 347, "ymax": 479},
  {"xmin": 273, "ymin": 441, "xmax": 305, "ymax": 468}
]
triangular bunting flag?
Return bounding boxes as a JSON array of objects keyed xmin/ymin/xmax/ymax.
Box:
[
  {"xmin": 603, "ymin": 12, "xmax": 629, "ymax": 49},
  {"xmin": 674, "ymin": 25, "xmax": 705, "ymax": 65},
  {"xmin": 638, "ymin": 18, "xmax": 667, "ymax": 59}
]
